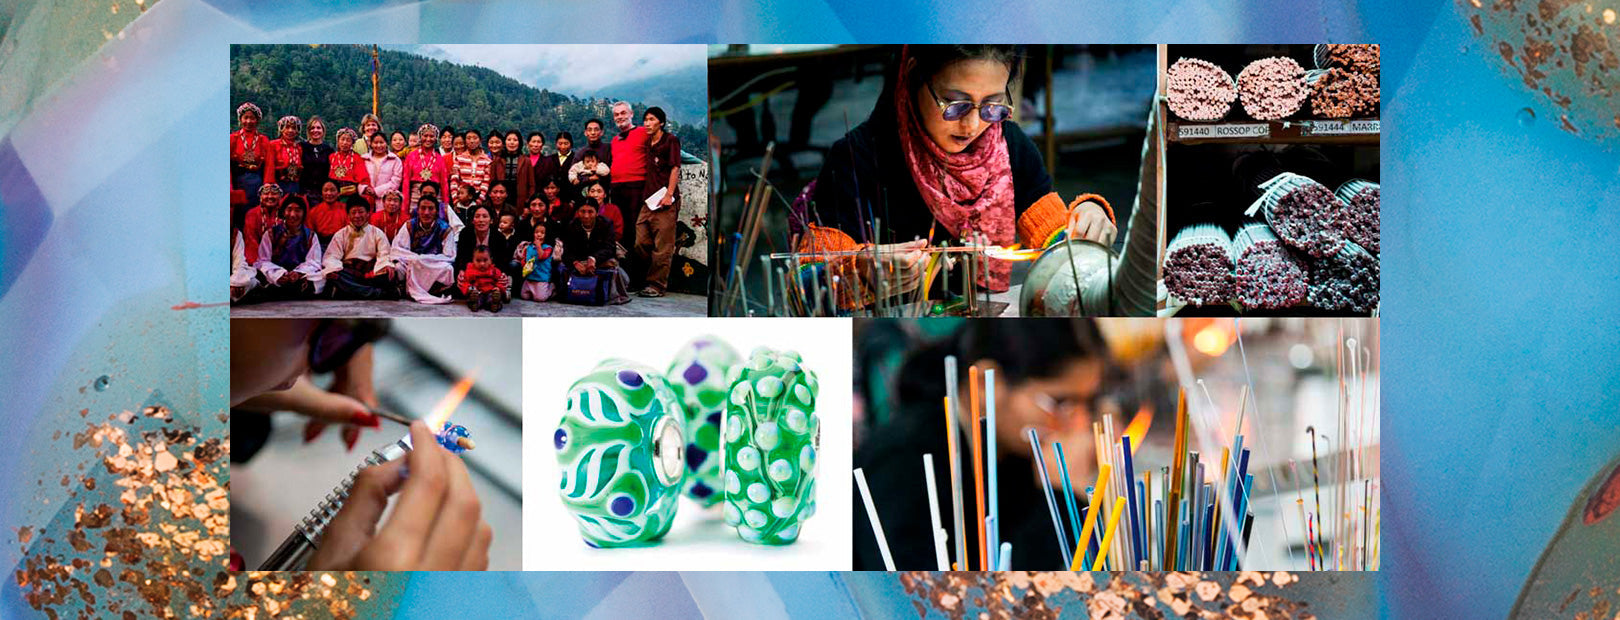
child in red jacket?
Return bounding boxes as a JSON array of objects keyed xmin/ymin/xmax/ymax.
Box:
[{"xmin": 458, "ymin": 247, "xmax": 510, "ymax": 312}]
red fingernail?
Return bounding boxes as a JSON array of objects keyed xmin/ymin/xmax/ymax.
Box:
[
  {"xmin": 343, "ymin": 426, "xmax": 360, "ymax": 452},
  {"xmin": 229, "ymin": 549, "xmax": 245, "ymax": 572},
  {"xmin": 353, "ymin": 410, "xmax": 381, "ymax": 428},
  {"xmin": 303, "ymin": 421, "xmax": 327, "ymax": 444}
]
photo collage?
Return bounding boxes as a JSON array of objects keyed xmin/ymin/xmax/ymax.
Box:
[{"xmin": 227, "ymin": 42, "xmax": 1381, "ymax": 614}]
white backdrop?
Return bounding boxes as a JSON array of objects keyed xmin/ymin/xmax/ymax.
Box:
[{"xmin": 523, "ymin": 317, "xmax": 853, "ymax": 570}]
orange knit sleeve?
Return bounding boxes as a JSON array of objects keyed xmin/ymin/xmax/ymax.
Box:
[
  {"xmin": 1017, "ymin": 192, "xmax": 1070, "ymax": 249},
  {"xmin": 1070, "ymin": 193, "xmax": 1115, "ymax": 223},
  {"xmin": 1017, "ymin": 192, "xmax": 1116, "ymax": 249}
]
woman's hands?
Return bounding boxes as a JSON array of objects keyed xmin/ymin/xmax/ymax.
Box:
[
  {"xmin": 855, "ymin": 239, "xmax": 928, "ymax": 297},
  {"xmin": 235, "ymin": 345, "xmax": 382, "ymax": 451},
  {"xmin": 1067, "ymin": 198, "xmax": 1117, "ymax": 247},
  {"xmin": 307, "ymin": 421, "xmax": 493, "ymax": 571}
]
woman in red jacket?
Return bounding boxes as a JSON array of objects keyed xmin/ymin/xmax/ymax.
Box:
[
  {"xmin": 404, "ymin": 124, "xmax": 450, "ymax": 208},
  {"xmin": 328, "ymin": 128, "xmax": 373, "ymax": 204},
  {"xmin": 268, "ymin": 115, "xmax": 305, "ymax": 197},
  {"xmin": 232, "ymin": 102, "xmax": 275, "ymax": 229}
]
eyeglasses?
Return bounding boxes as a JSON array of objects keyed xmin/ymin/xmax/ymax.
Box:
[
  {"xmin": 1033, "ymin": 391, "xmax": 1102, "ymax": 426},
  {"xmin": 925, "ymin": 82, "xmax": 1013, "ymax": 123},
  {"xmin": 308, "ymin": 319, "xmax": 390, "ymax": 374}
]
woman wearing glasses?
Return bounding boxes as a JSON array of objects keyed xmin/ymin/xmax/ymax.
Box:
[
  {"xmin": 852, "ymin": 319, "xmax": 1119, "ymax": 570},
  {"xmin": 805, "ymin": 45, "xmax": 1117, "ymax": 299}
]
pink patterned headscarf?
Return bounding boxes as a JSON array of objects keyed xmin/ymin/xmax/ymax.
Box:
[{"xmin": 893, "ymin": 46, "xmax": 1017, "ymax": 291}]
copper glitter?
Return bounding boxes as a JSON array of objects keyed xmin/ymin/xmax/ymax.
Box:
[
  {"xmin": 897, "ymin": 571, "xmax": 1314, "ymax": 620},
  {"xmin": 11, "ymin": 404, "xmax": 402, "ymax": 618},
  {"xmin": 1461, "ymin": 0, "xmax": 1620, "ymax": 141}
]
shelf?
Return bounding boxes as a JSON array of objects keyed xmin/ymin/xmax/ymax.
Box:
[
  {"xmin": 1168, "ymin": 119, "xmax": 1380, "ymax": 145},
  {"xmin": 1163, "ymin": 102, "xmax": 1381, "ymax": 146}
]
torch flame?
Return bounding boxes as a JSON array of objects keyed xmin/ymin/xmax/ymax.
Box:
[
  {"xmin": 424, "ymin": 375, "xmax": 476, "ymax": 428},
  {"xmin": 983, "ymin": 246, "xmax": 1042, "ymax": 262},
  {"xmin": 1123, "ymin": 405, "xmax": 1153, "ymax": 453}
]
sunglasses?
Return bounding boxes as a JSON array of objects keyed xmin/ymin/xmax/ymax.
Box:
[
  {"xmin": 308, "ymin": 319, "xmax": 390, "ymax": 374},
  {"xmin": 926, "ymin": 82, "xmax": 1013, "ymax": 123}
]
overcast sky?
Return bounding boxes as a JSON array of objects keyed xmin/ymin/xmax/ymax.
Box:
[{"xmin": 401, "ymin": 44, "xmax": 705, "ymax": 94}]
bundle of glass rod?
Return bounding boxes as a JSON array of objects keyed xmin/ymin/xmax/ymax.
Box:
[
  {"xmin": 752, "ymin": 242, "xmax": 1035, "ymax": 318},
  {"xmin": 718, "ymin": 142, "xmax": 776, "ymax": 316},
  {"xmin": 904, "ymin": 360, "xmax": 1256, "ymax": 571},
  {"xmin": 1045, "ymin": 327, "xmax": 1378, "ymax": 571},
  {"xmin": 1160, "ymin": 319, "xmax": 1380, "ymax": 572},
  {"xmin": 860, "ymin": 324, "xmax": 1379, "ymax": 571},
  {"xmin": 855, "ymin": 357, "xmax": 1013, "ymax": 570},
  {"xmin": 1052, "ymin": 389, "xmax": 1258, "ymax": 571},
  {"xmin": 1293, "ymin": 331, "xmax": 1381, "ymax": 571}
]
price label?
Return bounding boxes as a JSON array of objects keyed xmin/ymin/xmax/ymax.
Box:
[
  {"xmin": 1304, "ymin": 119, "xmax": 1380, "ymax": 135},
  {"xmin": 1177, "ymin": 123, "xmax": 1271, "ymax": 140}
]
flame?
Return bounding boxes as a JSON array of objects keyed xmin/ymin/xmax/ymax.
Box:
[
  {"xmin": 1122, "ymin": 404, "xmax": 1153, "ymax": 452},
  {"xmin": 424, "ymin": 375, "xmax": 476, "ymax": 428},
  {"xmin": 983, "ymin": 246, "xmax": 1042, "ymax": 262}
]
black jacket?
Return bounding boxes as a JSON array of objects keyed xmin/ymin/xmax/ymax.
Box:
[
  {"xmin": 545, "ymin": 151, "xmax": 580, "ymax": 190},
  {"xmin": 299, "ymin": 141, "xmax": 336, "ymax": 193},
  {"xmin": 454, "ymin": 227, "xmax": 512, "ymax": 277},
  {"xmin": 813, "ymin": 98, "xmax": 1052, "ymax": 245},
  {"xmin": 583, "ymin": 139, "xmax": 612, "ymax": 169},
  {"xmin": 561, "ymin": 218, "xmax": 617, "ymax": 266}
]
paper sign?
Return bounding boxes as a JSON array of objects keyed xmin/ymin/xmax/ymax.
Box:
[
  {"xmin": 1177, "ymin": 123, "xmax": 1271, "ymax": 140},
  {"xmin": 1303, "ymin": 120, "xmax": 1380, "ymax": 135}
]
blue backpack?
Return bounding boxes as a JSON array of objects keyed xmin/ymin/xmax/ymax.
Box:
[{"xmin": 561, "ymin": 270, "xmax": 606, "ymax": 305}]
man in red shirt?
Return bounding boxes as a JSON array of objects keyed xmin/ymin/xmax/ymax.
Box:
[{"xmin": 609, "ymin": 101, "xmax": 650, "ymax": 287}]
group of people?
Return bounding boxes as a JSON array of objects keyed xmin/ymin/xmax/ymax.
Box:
[{"xmin": 230, "ymin": 99, "xmax": 685, "ymax": 310}]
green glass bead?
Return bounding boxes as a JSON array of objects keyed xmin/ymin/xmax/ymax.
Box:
[
  {"xmin": 721, "ymin": 347, "xmax": 820, "ymax": 544},
  {"xmin": 555, "ymin": 359, "xmax": 686, "ymax": 547},
  {"xmin": 666, "ymin": 336, "xmax": 742, "ymax": 508}
]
